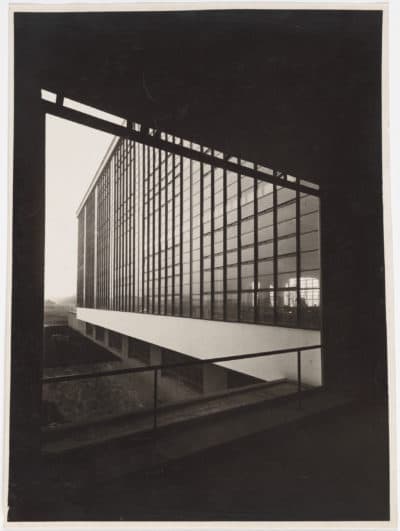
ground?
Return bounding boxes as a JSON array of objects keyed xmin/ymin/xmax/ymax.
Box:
[{"xmin": 26, "ymin": 396, "xmax": 389, "ymax": 522}]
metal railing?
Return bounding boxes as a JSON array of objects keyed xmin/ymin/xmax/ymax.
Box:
[{"xmin": 42, "ymin": 344, "xmax": 322, "ymax": 431}]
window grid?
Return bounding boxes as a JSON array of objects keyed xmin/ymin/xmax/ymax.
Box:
[
  {"xmin": 78, "ymin": 137, "xmax": 321, "ymax": 329},
  {"xmin": 85, "ymin": 190, "xmax": 95, "ymax": 308}
]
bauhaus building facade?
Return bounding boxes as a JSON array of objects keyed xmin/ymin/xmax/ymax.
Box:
[{"xmin": 73, "ymin": 133, "xmax": 322, "ymax": 388}]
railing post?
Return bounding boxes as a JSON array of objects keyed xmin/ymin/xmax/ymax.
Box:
[
  {"xmin": 297, "ymin": 349, "xmax": 302, "ymax": 410},
  {"xmin": 153, "ymin": 368, "xmax": 158, "ymax": 432}
]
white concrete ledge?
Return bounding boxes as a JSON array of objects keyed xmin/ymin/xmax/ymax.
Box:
[{"xmin": 77, "ymin": 308, "xmax": 322, "ymax": 385}]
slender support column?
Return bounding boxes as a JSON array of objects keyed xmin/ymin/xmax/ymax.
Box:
[
  {"xmin": 150, "ymin": 344, "xmax": 162, "ymax": 365},
  {"xmin": 153, "ymin": 369, "xmax": 158, "ymax": 431},
  {"xmin": 297, "ymin": 350, "xmax": 302, "ymax": 410},
  {"xmin": 121, "ymin": 335, "xmax": 129, "ymax": 359},
  {"xmin": 203, "ymin": 363, "xmax": 228, "ymax": 394},
  {"xmin": 104, "ymin": 328, "xmax": 110, "ymax": 348}
]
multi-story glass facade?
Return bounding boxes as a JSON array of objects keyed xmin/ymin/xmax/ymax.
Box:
[{"xmin": 77, "ymin": 136, "xmax": 321, "ymax": 329}]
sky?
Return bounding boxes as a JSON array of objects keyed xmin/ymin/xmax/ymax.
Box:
[{"xmin": 45, "ymin": 115, "xmax": 114, "ymax": 301}]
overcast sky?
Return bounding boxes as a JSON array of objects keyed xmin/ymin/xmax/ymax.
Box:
[{"xmin": 45, "ymin": 115, "xmax": 114, "ymax": 301}]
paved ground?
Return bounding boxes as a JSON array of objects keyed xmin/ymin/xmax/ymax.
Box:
[
  {"xmin": 27, "ymin": 394, "xmax": 390, "ymax": 522},
  {"xmin": 86, "ymin": 398, "xmax": 389, "ymax": 522}
]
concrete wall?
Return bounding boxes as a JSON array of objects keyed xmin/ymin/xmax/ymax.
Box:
[{"xmin": 77, "ymin": 308, "xmax": 322, "ymax": 386}]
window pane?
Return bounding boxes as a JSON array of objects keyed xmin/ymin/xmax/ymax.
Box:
[
  {"xmin": 242, "ymin": 247, "xmax": 254, "ymax": 262},
  {"xmin": 300, "ymin": 195, "xmax": 319, "ymax": 215},
  {"xmin": 241, "ymin": 263, "xmax": 255, "ymax": 278},
  {"xmin": 277, "ymin": 256, "xmax": 296, "ymax": 274},
  {"xmin": 301, "ymin": 250, "xmax": 320, "ymax": 271},
  {"xmin": 258, "ymin": 226, "xmax": 274, "ymax": 243},
  {"xmin": 258, "ymin": 274, "xmax": 274, "ymax": 290},
  {"xmin": 257, "ymin": 291, "xmax": 274, "ymax": 323},
  {"xmin": 278, "ymin": 272, "xmax": 297, "ymax": 288},
  {"xmin": 276, "ymin": 290, "xmax": 297, "ymax": 325},
  {"xmin": 241, "ymin": 218, "xmax": 255, "ymax": 235},
  {"xmin": 300, "ymin": 211, "xmax": 319, "ymax": 234},
  {"xmin": 227, "ymin": 250, "xmax": 237, "ymax": 265},
  {"xmin": 278, "ymin": 218, "xmax": 296, "ymax": 238},
  {"xmin": 203, "ymin": 293, "xmax": 212, "ymax": 319},
  {"xmin": 277, "ymin": 187, "xmax": 296, "ymax": 205},
  {"xmin": 258, "ymin": 212, "xmax": 273, "ymax": 228},
  {"xmin": 301, "ymin": 231, "xmax": 319, "ymax": 251},
  {"xmin": 214, "ymin": 294, "xmax": 224, "ymax": 320},
  {"xmin": 258, "ymin": 242, "xmax": 273, "ymax": 260},
  {"xmin": 227, "ymin": 265, "xmax": 238, "ymax": 280},
  {"xmin": 277, "ymin": 202, "xmax": 296, "ymax": 223},
  {"xmin": 258, "ymin": 194, "xmax": 273, "ymax": 213},
  {"xmin": 240, "ymin": 291, "xmax": 255, "ymax": 322},
  {"xmin": 226, "ymin": 292, "xmax": 238, "ymax": 320},
  {"xmin": 278, "ymin": 236, "xmax": 296, "ymax": 256}
]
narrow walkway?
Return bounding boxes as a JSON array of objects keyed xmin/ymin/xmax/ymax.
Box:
[
  {"xmin": 42, "ymin": 387, "xmax": 355, "ymax": 491},
  {"xmin": 42, "ymin": 379, "xmax": 302, "ymax": 454}
]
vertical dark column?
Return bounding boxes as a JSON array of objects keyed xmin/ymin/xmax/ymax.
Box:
[
  {"xmin": 172, "ymin": 148, "xmax": 176, "ymax": 315},
  {"xmin": 104, "ymin": 170, "xmax": 107, "ymax": 309},
  {"xmin": 132, "ymin": 143, "xmax": 136, "ymax": 312},
  {"xmin": 200, "ymin": 153, "xmax": 204, "ymax": 318},
  {"xmin": 158, "ymin": 149, "xmax": 162, "ymax": 313},
  {"xmin": 101, "ymin": 171, "xmax": 104, "ymax": 309},
  {"xmin": 118, "ymin": 146, "xmax": 122, "ymax": 311},
  {"xmin": 129, "ymin": 142, "xmax": 133, "ymax": 312},
  {"xmin": 108, "ymin": 165, "xmax": 111, "ymax": 309},
  {"xmin": 101, "ymin": 171, "xmax": 103, "ymax": 309},
  {"xmin": 100, "ymin": 170, "xmax": 103, "ymax": 309},
  {"xmin": 134, "ymin": 142, "xmax": 139, "ymax": 311},
  {"xmin": 296, "ymin": 183, "xmax": 301, "ymax": 326},
  {"xmin": 237, "ymin": 168, "xmax": 242, "ymax": 322},
  {"xmin": 210, "ymin": 156, "xmax": 215, "ymax": 319},
  {"xmin": 115, "ymin": 148, "xmax": 119, "ymax": 311},
  {"xmin": 141, "ymin": 143, "xmax": 145, "ymax": 312},
  {"xmin": 119, "ymin": 145, "xmax": 122, "ymax": 310},
  {"xmin": 97, "ymin": 179, "xmax": 101, "ymax": 309},
  {"xmin": 222, "ymin": 168, "xmax": 227, "ymax": 320},
  {"xmin": 179, "ymin": 146, "xmax": 184, "ymax": 316},
  {"xmin": 107, "ymin": 167, "xmax": 110, "ymax": 309},
  {"xmin": 126, "ymin": 142, "xmax": 130, "ymax": 312},
  {"xmin": 146, "ymin": 145, "xmax": 150, "ymax": 313},
  {"xmin": 9, "ymin": 81, "xmax": 44, "ymax": 518},
  {"xmin": 164, "ymin": 152, "xmax": 168, "ymax": 315},
  {"xmin": 253, "ymin": 174, "xmax": 259, "ymax": 322},
  {"xmin": 124, "ymin": 141, "xmax": 128, "ymax": 312},
  {"xmin": 102, "ymin": 170, "xmax": 104, "ymax": 308},
  {"xmin": 113, "ymin": 152, "xmax": 117, "ymax": 311},
  {"xmin": 122, "ymin": 144, "xmax": 125, "ymax": 310},
  {"xmin": 152, "ymin": 147, "xmax": 156, "ymax": 314},
  {"xmin": 122, "ymin": 143, "xmax": 126, "ymax": 311},
  {"xmin": 127, "ymin": 142, "xmax": 131, "ymax": 312},
  {"xmin": 273, "ymin": 181, "xmax": 278, "ymax": 324},
  {"xmin": 189, "ymin": 156, "xmax": 193, "ymax": 317}
]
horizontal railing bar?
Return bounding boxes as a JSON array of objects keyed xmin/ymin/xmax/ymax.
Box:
[
  {"xmin": 42, "ymin": 344, "xmax": 321, "ymax": 384},
  {"xmin": 42, "ymin": 100, "xmax": 320, "ymax": 205}
]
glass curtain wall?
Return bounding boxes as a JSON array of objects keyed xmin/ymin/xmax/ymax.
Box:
[{"xmin": 78, "ymin": 137, "xmax": 321, "ymax": 329}]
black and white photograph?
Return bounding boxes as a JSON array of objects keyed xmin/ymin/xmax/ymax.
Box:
[{"xmin": 4, "ymin": 1, "xmax": 396, "ymax": 526}]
